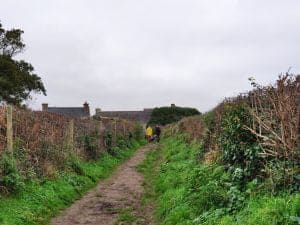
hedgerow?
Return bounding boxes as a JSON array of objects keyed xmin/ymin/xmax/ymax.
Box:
[{"xmin": 140, "ymin": 74, "xmax": 300, "ymax": 225}]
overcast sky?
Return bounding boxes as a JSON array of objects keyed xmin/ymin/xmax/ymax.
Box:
[{"xmin": 1, "ymin": 0, "xmax": 299, "ymax": 113}]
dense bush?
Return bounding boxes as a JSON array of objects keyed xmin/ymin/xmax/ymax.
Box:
[
  {"xmin": 218, "ymin": 103, "xmax": 263, "ymax": 184},
  {"xmin": 262, "ymin": 160, "xmax": 300, "ymax": 193},
  {"xmin": 148, "ymin": 106, "xmax": 200, "ymax": 126},
  {"xmin": 198, "ymin": 76, "xmax": 300, "ymax": 192}
]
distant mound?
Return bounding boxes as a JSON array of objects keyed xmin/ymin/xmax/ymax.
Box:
[{"xmin": 148, "ymin": 105, "xmax": 201, "ymax": 126}]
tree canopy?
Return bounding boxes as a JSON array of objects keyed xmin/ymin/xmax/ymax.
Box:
[
  {"xmin": 148, "ymin": 106, "xmax": 201, "ymax": 126},
  {"xmin": 0, "ymin": 22, "xmax": 46, "ymax": 105}
]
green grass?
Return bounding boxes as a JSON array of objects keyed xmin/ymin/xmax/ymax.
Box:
[
  {"xmin": 139, "ymin": 136, "xmax": 199, "ymax": 225},
  {"xmin": 137, "ymin": 144, "xmax": 162, "ymax": 207},
  {"xmin": 140, "ymin": 135, "xmax": 300, "ymax": 225},
  {"xmin": 0, "ymin": 140, "xmax": 144, "ymax": 225},
  {"xmin": 195, "ymin": 194, "xmax": 300, "ymax": 225}
]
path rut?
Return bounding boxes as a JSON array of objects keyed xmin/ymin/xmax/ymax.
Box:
[{"xmin": 51, "ymin": 145, "xmax": 154, "ymax": 225}]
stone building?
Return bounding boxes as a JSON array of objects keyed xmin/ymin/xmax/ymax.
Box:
[
  {"xmin": 95, "ymin": 108, "xmax": 153, "ymax": 124},
  {"xmin": 42, "ymin": 102, "xmax": 90, "ymax": 118}
]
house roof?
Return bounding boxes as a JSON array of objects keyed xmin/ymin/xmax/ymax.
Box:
[
  {"xmin": 96, "ymin": 109, "xmax": 153, "ymax": 124},
  {"xmin": 48, "ymin": 107, "xmax": 89, "ymax": 118}
]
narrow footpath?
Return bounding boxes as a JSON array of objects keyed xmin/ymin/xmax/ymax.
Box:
[{"xmin": 51, "ymin": 145, "xmax": 154, "ymax": 225}]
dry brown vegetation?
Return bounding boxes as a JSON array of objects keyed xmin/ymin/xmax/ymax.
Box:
[
  {"xmin": 0, "ymin": 107, "xmax": 138, "ymax": 176},
  {"xmin": 163, "ymin": 115, "xmax": 206, "ymax": 141},
  {"xmin": 246, "ymin": 75, "xmax": 300, "ymax": 160}
]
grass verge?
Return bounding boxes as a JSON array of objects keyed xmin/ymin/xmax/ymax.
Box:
[{"xmin": 0, "ymin": 140, "xmax": 144, "ymax": 225}]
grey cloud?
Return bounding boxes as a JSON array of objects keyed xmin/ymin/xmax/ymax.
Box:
[{"xmin": 1, "ymin": 0, "xmax": 299, "ymax": 113}]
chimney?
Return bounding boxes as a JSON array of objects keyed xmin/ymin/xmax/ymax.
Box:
[
  {"xmin": 42, "ymin": 103, "xmax": 48, "ymax": 111},
  {"xmin": 83, "ymin": 102, "xmax": 90, "ymax": 115},
  {"xmin": 95, "ymin": 108, "xmax": 102, "ymax": 114}
]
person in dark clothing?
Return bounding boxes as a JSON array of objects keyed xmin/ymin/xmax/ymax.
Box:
[{"xmin": 153, "ymin": 125, "xmax": 161, "ymax": 142}]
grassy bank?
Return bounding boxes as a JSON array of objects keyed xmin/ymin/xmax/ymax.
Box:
[
  {"xmin": 0, "ymin": 140, "xmax": 144, "ymax": 225},
  {"xmin": 140, "ymin": 136, "xmax": 300, "ymax": 225}
]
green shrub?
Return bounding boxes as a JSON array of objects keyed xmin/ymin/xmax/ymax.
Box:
[
  {"xmin": 116, "ymin": 138, "xmax": 127, "ymax": 149},
  {"xmin": 0, "ymin": 151, "xmax": 24, "ymax": 194},
  {"xmin": 148, "ymin": 106, "xmax": 200, "ymax": 126},
  {"xmin": 261, "ymin": 160, "xmax": 300, "ymax": 193},
  {"xmin": 200, "ymin": 100, "xmax": 299, "ymax": 196},
  {"xmin": 218, "ymin": 103, "xmax": 262, "ymax": 184}
]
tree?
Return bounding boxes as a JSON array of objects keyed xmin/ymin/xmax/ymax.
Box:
[
  {"xmin": 148, "ymin": 106, "xmax": 201, "ymax": 125},
  {"xmin": 0, "ymin": 21, "xmax": 46, "ymax": 105}
]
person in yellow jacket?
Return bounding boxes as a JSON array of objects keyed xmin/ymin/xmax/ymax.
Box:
[{"xmin": 145, "ymin": 125, "xmax": 153, "ymax": 142}]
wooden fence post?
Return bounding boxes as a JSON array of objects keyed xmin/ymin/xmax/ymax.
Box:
[
  {"xmin": 98, "ymin": 120, "xmax": 103, "ymax": 147},
  {"xmin": 99, "ymin": 120, "xmax": 104, "ymax": 133},
  {"xmin": 114, "ymin": 119, "xmax": 117, "ymax": 143},
  {"xmin": 6, "ymin": 105, "xmax": 13, "ymax": 152},
  {"xmin": 67, "ymin": 119, "xmax": 74, "ymax": 151},
  {"xmin": 123, "ymin": 121, "xmax": 126, "ymax": 136}
]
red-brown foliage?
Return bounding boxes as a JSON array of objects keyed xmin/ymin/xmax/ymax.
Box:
[{"xmin": 0, "ymin": 107, "xmax": 138, "ymax": 172}]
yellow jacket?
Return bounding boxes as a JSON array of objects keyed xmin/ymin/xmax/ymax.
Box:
[{"xmin": 146, "ymin": 127, "xmax": 153, "ymax": 136}]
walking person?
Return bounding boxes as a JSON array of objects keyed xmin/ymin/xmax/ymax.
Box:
[
  {"xmin": 145, "ymin": 125, "xmax": 153, "ymax": 143},
  {"xmin": 154, "ymin": 125, "xmax": 161, "ymax": 142}
]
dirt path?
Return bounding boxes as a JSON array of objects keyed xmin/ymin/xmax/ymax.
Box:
[{"xmin": 51, "ymin": 145, "xmax": 154, "ymax": 225}]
